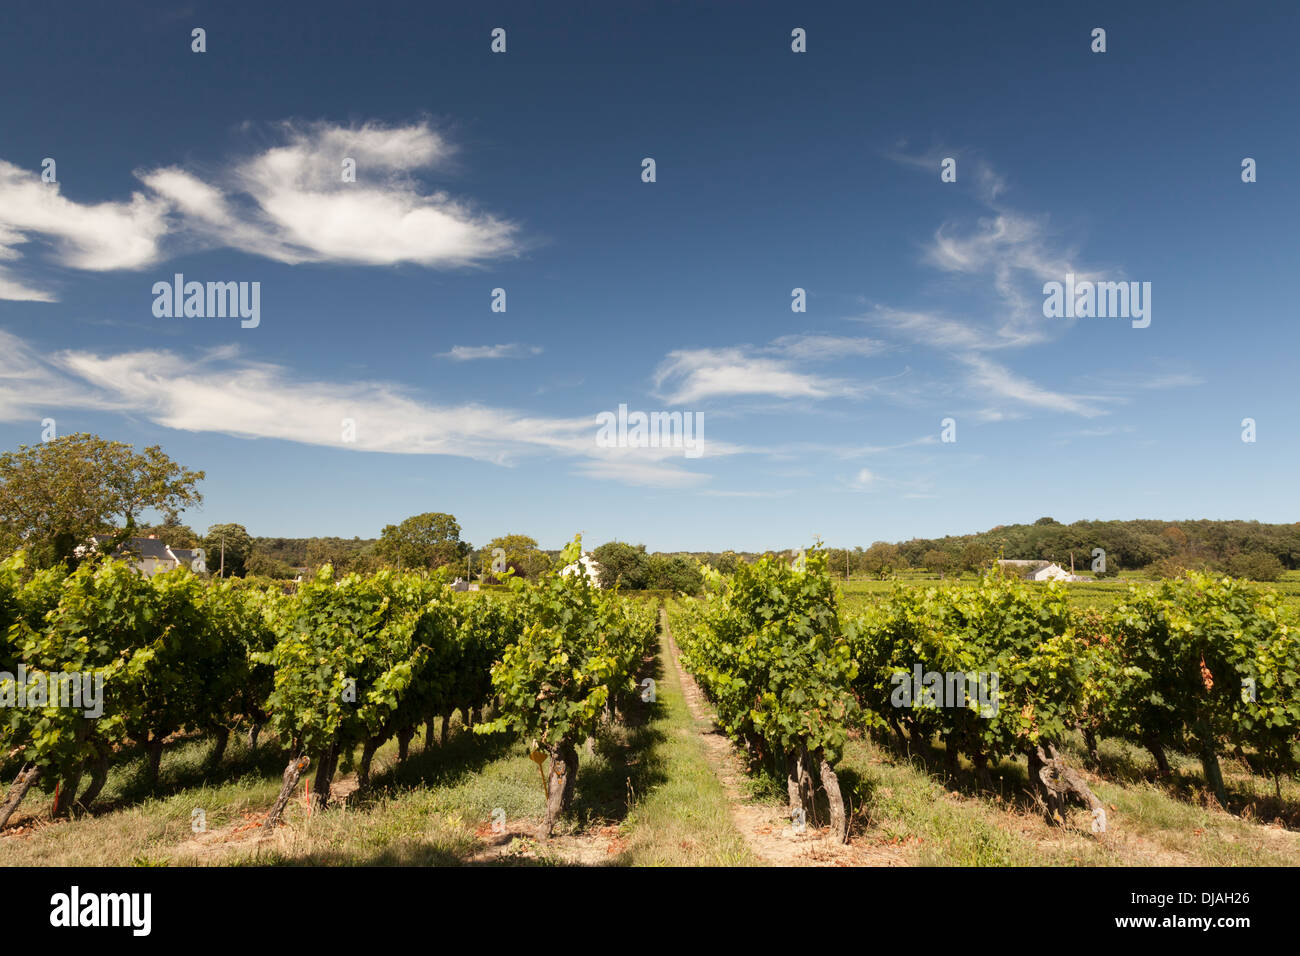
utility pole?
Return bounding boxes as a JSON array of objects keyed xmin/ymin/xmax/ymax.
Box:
[{"xmin": 219, "ymin": 535, "xmax": 225, "ymax": 578}]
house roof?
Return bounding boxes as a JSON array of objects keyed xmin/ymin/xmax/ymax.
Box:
[{"xmin": 91, "ymin": 535, "xmax": 196, "ymax": 565}]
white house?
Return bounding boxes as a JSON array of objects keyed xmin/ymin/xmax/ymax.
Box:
[
  {"xmin": 84, "ymin": 535, "xmax": 207, "ymax": 577},
  {"xmin": 560, "ymin": 552, "xmax": 604, "ymax": 587},
  {"xmin": 996, "ymin": 559, "xmax": 1089, "ymax": 582}
]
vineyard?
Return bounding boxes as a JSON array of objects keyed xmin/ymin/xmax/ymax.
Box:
[
  {"xmin": 0, "ymin": 536, "xmax": 658, "ymax": 845},
  {"xmin": 670, "ymin": 547, "xmax": 1300, "ymax": 855},
  {"xmin": 2, "ymin": 542, "xmax": 1298, "ymax": 866}
]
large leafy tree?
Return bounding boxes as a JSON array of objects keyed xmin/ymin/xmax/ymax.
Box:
[
  {"xmin": 0, "ymin": 434, "xmax": 204, "ymax": 567},
  {"xmin": 645, "ymin": 553, "xmax": 704, "ymax": 593},
  {"xmin": 482, "ymin": 533, "xmax": 551, "ymax": 579},
  {"xmin": 958, "ymin": 541, "xmax": 995, "ymax": 574},
  {"xmin": 203, "ymin": 523, "xmax": 254, "ymax": 577},
  {"xmin": 377, "ymin": 512, "xmax": 468, "ymax": 570},
  {"xmin": 922, "ymin": 548, "xmax": 954, "ymax": 576},
  {"xmin": 591, "ymin": 540, "xmax": 650, "ymax": 589},
  {"xmin": 861, "ymin": 541, "xmax": 903, "ymax": 579}
]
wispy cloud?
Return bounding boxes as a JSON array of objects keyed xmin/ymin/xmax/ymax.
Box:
[
  {"xmin": 438, "ymin": 343, "xmax": 542, "ymax": 361},
  {"xmin": 0, "ymin": 330, "xmax": 737, "ymax": 489},
  {"xmin": 652, "ymin": 332, "xmax": 886, "ymax": 405},
  {"xmin": 849, "ymin": 154, "xmax": 1177, "ymax": 421},
  {"xmin": 766, "ymin": 333, "xmax": 889, "ymax": 361},
  {"xmin": 849, "ymin": 468, "xmax": 876, "ymax": 490},
  {"xmin": 766, "ymin": 434, "xmax": 938, "ymax": 461},
  {"xmin": 696, "ymin": 489, "xmax": 793, "ymax": 499},
  {"xmin": 570, "ymin": 458, "xmax": 708, "ymax": 488},
  {"xmin": 653, "ymin": 347, "xmax": 858, "ymax": 404},
  {"xmin": 959, "ymin": 354, "xmax": 1107, "ymax": 418},
  {"xmin": 863, "ymin": 306, "xmax": 1012, "ymax": 352},
  {"xmin": 884, "ymin": 145, "xmax": 1007, "ymax": 202}
]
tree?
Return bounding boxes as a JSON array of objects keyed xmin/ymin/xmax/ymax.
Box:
[
  {"xmin": 137, "ymin": 517, "xmax": 200, "ymax": 549},
  {"xmin": 377, "ymin": 512, "xmax": 467, "ymax": 570},
  {"xmin": 711, "ymin": 550, "xmax": 740, "ymax": 575},
  {"xmin": 244, "ymin": 551, "xmax": 296, "ymax": 579},
  {"xmin": 1227, "ymin": 552, "xmax": 1285, "ymax": 582},
  {"xmin": 861, "ymin": 542, "xmax": 902, "ymax": 579},
  {"xmin": 959, "ymin": 542, "xmax": 995, "ymax": 575},
  {"xmin": 592, "ymin": 541, "xmax": 651, "ymax": 590},
  {"xmin": 922, "ymin": 549, "xmax": 953, "ymax": 576},
  {"xmin": 645, "ymin": 553, "xmax": 704, "ymax": 594},
  {"xmin": 0, "ymin": 433, "xmax": 204, "ymax": 567},
  {"xmin": 301, "ymin": 537, "xmax": 376, "ymax": 573},
  {"xmin": 482, "ymin": 534, "xmax": 550, "ymax": 580},
  {"xmin": 203, "ymin": 523, "xmax": 254, "ymax": 577}
]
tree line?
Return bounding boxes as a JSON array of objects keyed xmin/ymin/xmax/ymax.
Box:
[{"xmin": 4, "ymin": 435, "xmax": 1294, "ymax": 586}]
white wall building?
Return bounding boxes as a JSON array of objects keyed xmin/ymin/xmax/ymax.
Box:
[
  {"xmin": 996, "ymin": 559, "xmax": 1089, "ymax": 582},
  {"xmin": 560, "ymin": 552, "xmax": 604, "ymax": 587}
]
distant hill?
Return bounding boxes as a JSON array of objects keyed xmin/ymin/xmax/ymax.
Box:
[{"xmin": 890, "ymin": 518, "xmax": 1300, "ymax": 573}]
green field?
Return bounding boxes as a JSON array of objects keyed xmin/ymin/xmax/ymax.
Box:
[{"xmin": 836, "ymin": 569, "xmax": 1300, "ymax": 614}]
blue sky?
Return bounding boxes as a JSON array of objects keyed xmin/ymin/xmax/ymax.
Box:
[{"xmin": 1, "ymin": 0, "xmax": 1297, "ymax": 551}]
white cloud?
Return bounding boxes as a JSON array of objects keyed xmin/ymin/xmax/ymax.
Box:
[
  {"xmin": 696, "ymin": 489, "xmax": 792, "ymax": 498},
  {"xmin": 767, "ymin": 333, "xmax": 888, "ymax": 361},
  {"xmin": 0, "ymin": 161, "xmax": 171, "ymax": 300},
  {"xmin": 653, "ymin": 347, "xmax": 858, "ymax": 404},
  {"xmin": 651, "ymin": 332, "xmax": 887, "ymax": 405},
  {"xmin": 924, "ymin": 212, "xmax": 1105, "ymax": 343},
  {"xmin": 851, "ymin": 468, "xmax": 875, "ymax": 489},
  {"xmin": 0, "ymin": 271, "xmax": 56, "ymax": 302},
  {"xmin": 0, "ymin": 330, "xmax": 735, "ymax": 489},
  {"xmin": 147, "ymin": 120, "xmax": 519, "ymax": 267},
  {"xmin": 570, "ymin": 458, "xmax": 708, "ymax": 488},
  {"xmin": 0, "ymin": 120, "xmax": 521, "ymax": 300},
  {"xmin": 864, "ymin": 306, "xmax": 1010, "ymax": 351},
  {"xmin": 438, "ymin": 343, "xmax": 543, "ymax": 361},
  {"xmin": 855, "ymin": 157, "xmax": 1165, "ymax": 421},
  {"xmin": 959, "ymin": 355, "xmax": 1106, "ymax": 418},
  {"xmin": 766, "ymin": 434, "xmax": 938, "ymax": 461}
]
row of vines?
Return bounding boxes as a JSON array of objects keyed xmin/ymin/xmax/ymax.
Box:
[
  {"xmin": 0, "ymin": 537, "xmax": 658, "ymax": 840},
  {"xmin": 671, "ymin": 547, "xmax": 1300, "ymax": 841}
]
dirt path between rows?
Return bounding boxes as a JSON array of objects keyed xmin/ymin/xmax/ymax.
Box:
[{"xmin": 661, "ymin": 610, "xmax": 909, "ymax": 867}]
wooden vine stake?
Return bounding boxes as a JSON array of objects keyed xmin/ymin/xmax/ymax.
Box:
[{"xmin": 262, "ymin": 755, "xmax": 311, "ymax": 835}]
